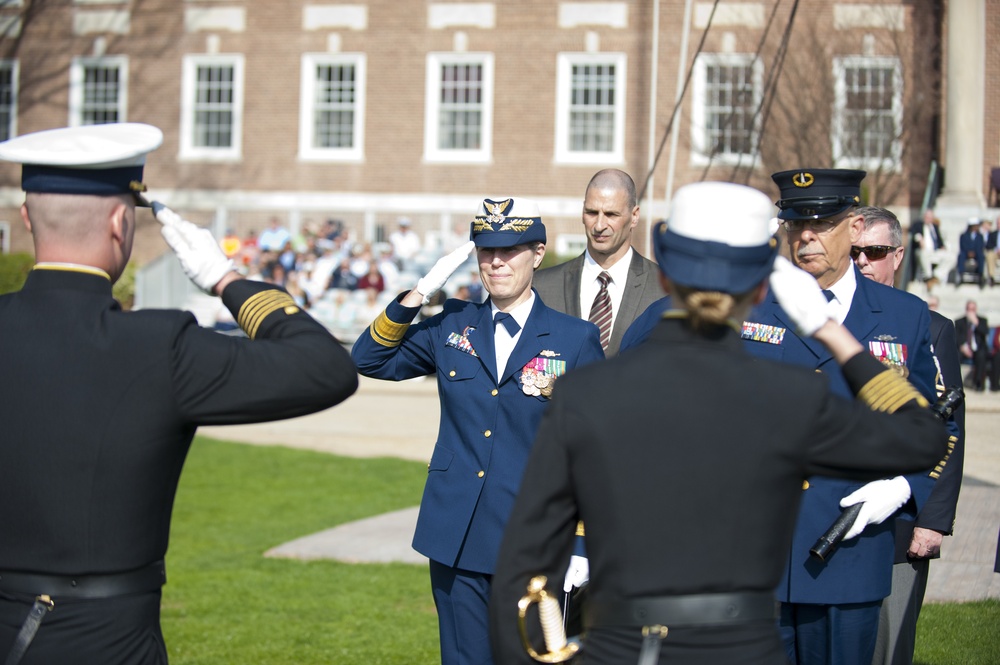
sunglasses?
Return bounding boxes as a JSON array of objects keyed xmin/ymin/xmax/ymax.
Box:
[{"xmin": 850, "ymin": 245, "xmax": 899, "ymax": 261}]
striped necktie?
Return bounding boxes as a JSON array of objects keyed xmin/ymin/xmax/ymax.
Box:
[{"xmin": 589, "ymin": 271, "xmax": 613, "ymax": 351}]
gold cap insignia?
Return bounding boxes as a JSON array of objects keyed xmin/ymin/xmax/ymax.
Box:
[{"xmin": 793, "ymin": 172, "xmax": 814, "ymax": 188}]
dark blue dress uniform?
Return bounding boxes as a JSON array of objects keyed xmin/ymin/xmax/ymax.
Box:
[
  {"xmin": 742, "ymin": 168, "xmax": 943, "ymax": 665},
  {"xmin": 352, "ymin": 294, "xmax": 602, "ymax": 663},
  {"xmin": 352, "ymin": 196, "xmax": 604, "ymax": 665},
  {"xmin": 744, "ymin": 269, "xmax": 939, "ymax": 601},
  {"xmin": 0, "ymin": 269, "xmax": 358, "ymax": 664}
]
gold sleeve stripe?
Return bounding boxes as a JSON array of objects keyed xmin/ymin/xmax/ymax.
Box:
[
  {"xmin": 575, "ymin": 520, "xmax": 585, "ymax": 537},
  {"xmin": 857, "ymin": 371, "xmax": 930, "ymax": 413},
  {"xmin": 369, "ymin": 310, "xmax": 410, "ymax": 348},
  {"xmin": 930, "ymin": 436, "xmax": 959, "ymax": 479},
  {"xmin": 238, "ymin": 290, "xmax": 299, "ymax": 339}
]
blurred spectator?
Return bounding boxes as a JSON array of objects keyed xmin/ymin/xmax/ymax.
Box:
[
  {"xmin": 220, "ymin": 229, "xmax": 242, "ymax": 258},
  {"xmin": 258, "ymin": 216, "xmax": 292, "ymax": 252},
  {"xmin": 357, "ymin": 263, "xmax": 386, "ymax": 294},
  {"xmin": 388, "ymin": 217, "xmax": 421, "ymax": 262},
  {"xmin": 330, "ymin": 258, "xmax": 358, "ymax": 291}
]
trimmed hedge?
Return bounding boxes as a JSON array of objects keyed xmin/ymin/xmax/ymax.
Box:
[
  {"xmin": 0, "ymin": 254, "xmax": 136, "ymax": 310},
  {"xmin": 0, "ymin": 253, "xmax": 33, "ymax": 294}
]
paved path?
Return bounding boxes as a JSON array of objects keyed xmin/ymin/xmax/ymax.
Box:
[{"xmin": 201, "ymin": 375, "xmax": 1000, "ymax": 603}]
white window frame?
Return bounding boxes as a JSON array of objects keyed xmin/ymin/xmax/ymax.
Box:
[
  {"xmin": 832, "ymin": 55, "xmax": 903, "ymax": 171},
  {"xmin": 423, "ymin": 52, "xmax": 494, "ymax": 164},
  {"xmin": 69, "ymin": 55, "xmax": 128, "ymax": 127},
  {"xmin": 0, "ymin": 59, "xmax": 17, "ymax": 142},
  {"xmin": 554, "ymin": 52, "xmax": 626, "ymax": 165},
  {"xmin": 180, "ymin": 54, "xmax": 244, "ymax": 161},
  {"xmin": 299, "ymin": 53, "xmax": 365, "ymax": 162},
  {"xmin": 690, "ymin": 53, "xmax": 762, "ymax": 166}
]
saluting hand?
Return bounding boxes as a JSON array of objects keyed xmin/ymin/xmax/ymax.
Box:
[
  {"xmin": 415, "ymin": 240, "xmax": 476, "ymax": 304},
  {"xmin": 767, "ymin": 256, "xmax": 835, "ymax": 336},
  {"xmin": 154, "ymin": 202, "xmax": 237, "ymax": 295}
]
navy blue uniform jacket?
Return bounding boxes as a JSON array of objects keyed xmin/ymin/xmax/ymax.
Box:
[
  {"xmin": 743, "ymin": 266, "xmax": 940, "ymax": 604},
  {"xmin": 352, "ymin": 292, "xmax": 604, "ymax": 574}
]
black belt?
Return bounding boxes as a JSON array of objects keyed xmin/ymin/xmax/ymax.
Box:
[
  {"xmin": 1, "ymin": 561, "xmax": 166, "ymax": 665},
  {"xmin": 584, "ymin": 591, "xmax": 779, "ymax": 665},
  {"xmin": 0, "ymin": 561, "xmax": 166, "ymax": 599}
]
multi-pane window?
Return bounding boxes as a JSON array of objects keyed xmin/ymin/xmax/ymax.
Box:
[
  {"xmin": 834, "ymin": 57, "xmax": 902, "ymax": 169},
  {"xmin": 0, "ymin": 61, "xmax": 16, "ymax": 142},
  {"xmin": 181, "ymin": 55, "xmax": 244, "ymax": 160},
  {"xmin": 300, "ymin": 54, "xmax": 365, "ymax": 161},
  {"xmin": 555, "ymin": 53, "xmax": 626, "ymax": 164},
  {"xmin": 70, "ymin": 57, "xmax": 127, "ymax": 126},
  {"xmin": 691, "ymin": 54, "xmax": 761, "ymax": 164},
  {"xmin": 424, "ymin": 53, "xmax": 493, "ymax": 163}
]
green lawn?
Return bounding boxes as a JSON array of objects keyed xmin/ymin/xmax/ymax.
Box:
[{"xmin": 164, "ymin": 437, "xmax": 1000, "ymax": 664}]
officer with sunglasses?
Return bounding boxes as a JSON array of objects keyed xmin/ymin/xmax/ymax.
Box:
[
  {"xmin": 850, "ymin": 206, "xmax": 964, "ymax": 665},
  {"xmin": 742, "ymin": 169, "xmax": 942, "ymax": 665}
]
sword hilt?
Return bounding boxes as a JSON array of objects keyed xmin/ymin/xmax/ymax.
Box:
[{"xmin": 517, "ymin": 576, "xmax": 581, "ymax": 663}]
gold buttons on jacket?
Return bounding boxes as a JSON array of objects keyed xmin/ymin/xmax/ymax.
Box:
[
  {"xmin": 484, "ymin": 430, "xmax": 492, "ymax": 438},
  {"xmin": 478, "ymin": 470, "xmax": 485, "ymax": 478},
  {"xmin": 449, "ymin": 370, "xmax": 456, "ymax": 377},
  {"xmin": 491, "ymin": 389, "xmax": 498, "ymax": 396},
  {"xmin": 802, "ymin": 480, "xmax": 810, "ymax": 490}
]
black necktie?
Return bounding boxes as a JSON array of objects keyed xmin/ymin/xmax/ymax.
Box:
[
  {"xmin": 589, "ymin": 272, "xmax": 613, "ymax": 351},
  {"xmin": 494, "ymin": 312, "xmax": 520, "ymax": 336},
  {"xmin": 822, "ymin": 290, "xmax": 835, "ymax": 302}
]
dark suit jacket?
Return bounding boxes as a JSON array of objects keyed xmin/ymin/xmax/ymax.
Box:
[
  {"xmin": 893, "ymin": 310, "xmax": 965, "ymax": 561},
  {"xmin": 490, "ymin": 318, "xmax": 946, "ymax": 665},
  {"xmin": 0, "ymin": 268, "xmax": 358, "ymax": 662},
  {"xmin": 531, "ymin": 250, "xmax": 663, "ymax": 356},
  {"xmin": 743, "ymin": 266, "xmax": 940, "ymax": 604},
  {"xmin": 351, "ymin": 292, "xmax": 603, "ymax": 574}
]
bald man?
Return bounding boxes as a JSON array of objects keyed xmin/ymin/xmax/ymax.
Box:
[{"xmin": 532, "ymin": 169, "xmax": 662, "ymax": 356}]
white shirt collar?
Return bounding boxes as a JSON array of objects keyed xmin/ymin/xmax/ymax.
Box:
[
  {"xmin": 824, "ymin": 264, "xmax": 857, "ymax": 324},
  {"xmin": 490, "ymin": 291, "xmax": 535, "ymax": 331},
  {"xmin": 583, "ymin": 247, "xmax": 633, "ymax": 284}
]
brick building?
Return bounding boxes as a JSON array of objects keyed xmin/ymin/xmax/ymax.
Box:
[{"xmin": 0, "ymin": 0, "xmax": 993, "ymax": 271}]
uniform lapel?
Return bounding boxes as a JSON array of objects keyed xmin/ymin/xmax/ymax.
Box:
[
  {"xmin": 844, "ymin": 268, "xmax": 881, "ymax": 346},
  {"xmin": 501, "ymin": 297, "xmax": 550, "ymax": 385},
  {"xmin": 468, "ymin": 301, "xmax": 500, "ymax": 384}
]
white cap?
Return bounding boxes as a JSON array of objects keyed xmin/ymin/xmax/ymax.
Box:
[{"xmin": 669, "ymin": 182, "xmax": 776, "ymax": 246}]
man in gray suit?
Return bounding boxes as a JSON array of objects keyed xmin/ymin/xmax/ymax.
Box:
[{"xmin": 532, "ymin": 169, "xmax": 662, "ymax": 356}]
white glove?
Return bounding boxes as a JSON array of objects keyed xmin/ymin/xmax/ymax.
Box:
[
  {"xmin": 154, "ymin": 202, "xmax": 235, "ymax": 294},
  {"xmin": 839, "ymin": 476, "xmax": 912, "ymax": 540},
  {"xmin": 415, "ymin": 241, "xmax": 476, "ymax": 304},
  {"xmin": 768, "ymin": 255, "xmax": 835, "ymax": 336},
  {"xmin": 562, "ymin": 555, "xmax": 589, "ymax": 593}
]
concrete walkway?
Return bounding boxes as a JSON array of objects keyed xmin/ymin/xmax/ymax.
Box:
[{"xmin": 201, "ymin": 375, "xmax": 1000, "ymax": 603}]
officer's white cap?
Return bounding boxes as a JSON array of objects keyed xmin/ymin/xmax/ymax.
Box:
[{"xmin": 0, "ymin": 123, "xmax": 162, "ymax": 202}]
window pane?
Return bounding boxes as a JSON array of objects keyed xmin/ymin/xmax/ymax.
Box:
[
  {"xmin": 81, "ymin": 65, "xmax": 120, "ymax": 125},
  {"xmin": 569, "ymin": 64, "xmax": 616, "ymax": 153},
  {"xmin": 841, "ymin": 64, "xmax": 897, "ymax": 161},
  {"xmin": 313, "ymin": 63, "xmax": 356, "ymax": 149},
  {"xmin": 438, "ymin": 63, "xmax": 483, "ymax": 150},
  {"xmin": 0, "ymin": 65, "xmax": 12, "ymax": 142},
  {"xmin": 702, "ymin": 61, "xmax": 756, "ymax": 157},
  {"xmin": 194, "ymin": 65, "xmax": 235, "ymax": 148}
]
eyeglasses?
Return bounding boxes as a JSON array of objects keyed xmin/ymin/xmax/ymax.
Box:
[
  {"xmin": 782, "ymin": 211, "xmax": 853, "ymax": 234},
  {"xmin": 850, "ymin": 245, "xmax": 899, "ymax": 261}
]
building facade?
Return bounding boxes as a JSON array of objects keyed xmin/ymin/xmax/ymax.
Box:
[{"xmin": 0, "ymin": 0, "xmax": 991, "ymax": 268}]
